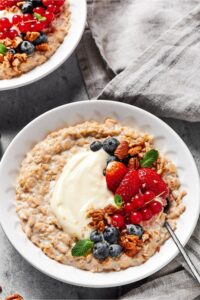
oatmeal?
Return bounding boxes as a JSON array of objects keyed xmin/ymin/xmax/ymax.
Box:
[
  {"xmin": 0, "ymin": 0, "xmax": 70, "ymax": 79},
  {"xmin": 16, "ymin": 119, "xmax": 186, "ymax": 272}
]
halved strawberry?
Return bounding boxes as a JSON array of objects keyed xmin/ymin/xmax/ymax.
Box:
[
  {"xmin": 106, "ymin": 161, "xmax": 127, "ymax": 193},
  {"xmin": 138, "ymin": 168, "xmax": 169, "ymax": 198},
  {"xmin": 115, "ymin": 169, "xmax": 140, "ymax": 202}
]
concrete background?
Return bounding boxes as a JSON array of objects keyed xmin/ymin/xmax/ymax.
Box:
[{"xmin": 0, "ymin": 53, "xmax": 200, "ymax": 299}]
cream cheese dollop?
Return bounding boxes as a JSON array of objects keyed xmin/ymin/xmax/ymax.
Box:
[{"xmin": 51, "ymin": 149, "xmax": 115, "ymax": 239}]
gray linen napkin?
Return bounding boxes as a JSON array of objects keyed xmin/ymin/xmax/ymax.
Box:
[
  {"xmin": 77, "ymin": 0, "xmax": 200, "ymax": 121},
  {"xmin": 77, "ymin": 0, "xmax": 200, "ymax": 298}
]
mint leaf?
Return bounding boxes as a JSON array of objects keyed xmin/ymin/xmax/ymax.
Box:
[
  {"xmin": 0, "ymin": 43, "xmax": 7, "ymax": 55},
  {"xmin": 140, "ymin": 149, "xmax": 159, "ymax": 168},
  {"xmin": 114, "ymin": 194, "xmax": 123, "ymax": 207},
  {"xmin": 71, "ymin": 239, "xmax": 94, "ymax": 257},
  {"xmin": 34, "ymin": 13, "xmax": 47, "ymax": 21}
]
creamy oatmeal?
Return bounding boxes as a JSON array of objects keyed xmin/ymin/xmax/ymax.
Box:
[
  {"xmin": 16, "ymin": 119, "xmax": 185, "ymax": 272},
  {"xmin": 0, "ymin": 0, "xmax": 70, "ymax": 79}
]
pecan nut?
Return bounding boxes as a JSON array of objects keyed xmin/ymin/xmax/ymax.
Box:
[
  {"xmin": 119, "ymin": 234, "xmax": 143, "ymax": 257},
  {"xmin": 36, "ymin": 43, "xmax": 49, "ymax": 51},
  {"xmin": 128, "ymin": 146, "xmax": 142, "ymax": 156},
  {"xmin": 25, "ymin": 31, "xmax": 40, "ymax": 42},
  {"xmin": 114, "ymin": 141, "xmax": 129, "ymax": 160}
]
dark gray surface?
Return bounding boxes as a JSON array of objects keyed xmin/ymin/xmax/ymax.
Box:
[{"xmin": 0, "ymin": 53, "xmax": 200, "ymax": 299}]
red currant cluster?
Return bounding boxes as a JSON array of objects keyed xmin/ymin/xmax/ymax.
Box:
[
  {"xmin": 0, "ymin": 0, "xmax": 64, "ymax": 40},
  {"xmin": 111, "ymin": 191, "xmax": 163, "ymax": 228}
]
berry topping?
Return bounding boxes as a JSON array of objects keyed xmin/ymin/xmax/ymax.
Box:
[
  {"xmin": 109, "ymin": 244, "xmax": 122, "ymax": 257},
  {"xmin": 20, "ymin": 41, "xmax": 35, "ymax": 55},
  {"xmin": 33, "ymin": 6, "xmax": 45, "ymax": 14},
  {"xmin": 93, "ymin": 242, "xmax": 109, "ymax": 260},
  {"xmin": 103, "ymin": 226, "xmax": 119, "ymax": 244},
  {"xmin": 7, "ymin": 29, "xmax": 18, "ymax": 39},
  {"xmin": 12, "ymin": 14, "xmax": 22, "ymax": 25},
  {"xmin": 148, "ymin": 200, "xmax": 162, "ymax": 214},
  {"xmin": 103, "ymin": 137, "xmax": 120, "ymax": 155},
  {"xmin": 21, "ymin": 2, "xmax": 33, "ymax": 14},
  {"xmin": 124, "ymin": 202, "xmax": 134, "ymax": 214},
  {"xmin": 33, "ymin": 32, "xmax": 48, "ymax": 45},
  {"xmin": 111, "ymin": 214, "xmax": 125, "ymax": 228},
  {"xmin": 115, "ymin": 169, "xmax": 140, "ymax": 202},
  {"xmin": 90, "ymin": 231, "xmax": 103, "ymax": 243},
  {"xmin": 126, "ymin": 224, "xmax": 144, "ymax": 237},
  {"xmin": 106, "ymin": 161, "xmax": 127, "ymax": 193},
  {"xmin": 130, "ymin": 211, "xmax": 143, "ymax": 224},
  {"xmin": 90, "ymin": 141, "xmax": 102, "ymax": 152},
  {"xmin": 138, "ymin": 168, "xmax": 169, "ymax": 198},
  {"xmin": 132, "ymin": 194, "xmax": 145, "ymax": 209},
  {"xmin": 144, "ymin": 190, "xmax": 155, "ymax": 203},
  {"xmin": 140, "ymin": 207, "xmax": 153, "ymax": 221},
  {"xmin": 0, "ymin": 17, "xmax": 11, "ymax": 30}
]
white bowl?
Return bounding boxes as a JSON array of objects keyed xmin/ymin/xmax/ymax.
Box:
[
  {"xmin": 0, "ymin": 100, "xmax": 199, "ymax": 288},
  {"xmin": 0, "ymin": 0, "xmax": 87, "ymax": 91}
]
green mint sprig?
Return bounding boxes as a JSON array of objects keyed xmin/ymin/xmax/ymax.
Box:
[
  {"xmin": 114, "ymin": 194, "xmax": 123, "ymax": 208},
  {"xmin": 140, "ymin": 149, "xmax": 159, "ymax": 168},
  {"xmin": 0, "ymin": 43, "xmax": 7, "ymax": 55},
  {"xmin": 34, "ymin": 13, "xmax": 47, "ymax": 21},
  {"xmin": 71, "ymin": 239, "xmax": 94, "ymax": 257}
]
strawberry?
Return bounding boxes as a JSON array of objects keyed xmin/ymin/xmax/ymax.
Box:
[
  {"xmin": 115, "ymin": 170, "xmax": 140, "ymax": 202},
  {"xmin": 106, "ymin": 161, "xmax": 127, "ymax": 193},
  {"xmin": 138, "ymin": 168, "xmax": 169, "ymax": 198}
]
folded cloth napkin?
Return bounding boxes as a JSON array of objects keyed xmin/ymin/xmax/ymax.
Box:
[
  {"xmin": 77, "ymin": 0, "xmax": 200, "ymax": 121},
  {"xmin": 77, "ymin": 0, "xmax": 200, "ymax": 298}
]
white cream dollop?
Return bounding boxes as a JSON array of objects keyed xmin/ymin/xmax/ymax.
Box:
[{"xmin": 51, "ymin": 149, "xmax": 114, "ymax": 239}]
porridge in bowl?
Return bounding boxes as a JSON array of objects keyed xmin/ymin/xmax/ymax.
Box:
[
  {"xmin": 16, "ymin": 119, "xmax": 186, "ymax": 272},
  {"xmin": 0, "ymin": 0, "xmax": 70, "ymax": 79}
]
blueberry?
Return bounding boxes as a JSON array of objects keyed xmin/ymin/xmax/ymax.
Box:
[
  {"xmin": 90, "ymin": 231, "xmax": 103, "ymax": 243},
  {"xmin": 126, "ymin": 224, "xmax": 144, "ymax": 237},
  {"xmin": 8, "ymin": 49, "xmax": 16, "ymax": 55},
  {"xmin": 21, "ymin": 1, "xmax": 33, "ymax": 13},
  {"xmin": 30, "ymin": 0, "xmax": 43, "ymax": 7},
  {"xmin": 106, "ymin": 155, "xmax": 118, "ymax": 165},
  {"xmin": 93, "ymin": 242, "xmax": 109, "ymax": 260},
  {"xmin": 103, "ymin": 226, "xmax": 119, "ymax": 244},
  {"xmin": 33, "ymin": 32, "xmax": 48, "ymax": 45},
  {"xmin": 90, "ymin": 141, "xmax": 102, "ymax": 152},
  {"xmin": 109, "ymin": 244, "xmax": 122, "ymax": 257},
  {"xmin": 103, "ymin": 138, "xmax": 120, "ymax": 155},
  {"xmin": 20, "ymin": 41, "xmax": 35, "ymax": 55}
]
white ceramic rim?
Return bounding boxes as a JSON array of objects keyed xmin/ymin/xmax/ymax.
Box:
[
  {"xmin": 0, "ymin": 100, "xmax": 199, "ymax": 288},
  {"xmin": 0, "ymin": 0, "xmax": 87, "ymax": 91}
]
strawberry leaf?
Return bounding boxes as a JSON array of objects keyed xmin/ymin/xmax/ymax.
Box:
[
  {"xmin": 114, "ymin": 194, "xmax": 123, "ymax": 207},
  {"xmin": 71, "ymin": 239, "xmax": 94, "ymax": 257},
  {"xmin": 0, "ymin": 43, "xmax": 7, "ymax": 55},
  {"xmin": 140, "ymin": 149, "xmax": 159, "ymax": 168}
]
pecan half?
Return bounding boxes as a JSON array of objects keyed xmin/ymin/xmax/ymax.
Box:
[
  {"xmin": 25, "ymin": 31, "xmax": 40, "ymax": 42},
  {"xmin": 128, "ymin": 146, "xmax": 142, "ymax": 156},
  {"xmin": 36, "ymin": 43, "xmax": 49, "ymax": 51},
  {"xmin": 104, "ymin": 204, "xmax": 120, "ymax": 215},
  {"xmin": 119, "ymin": 234, "xmax": 143, "ymax": 257},
  {"xmin": 128, "ymin": 157, "xmax": 140, "ymax": 170},
  {"xmin": 114, "ymin": 141, "xmax": 129, "ymax": 160}
]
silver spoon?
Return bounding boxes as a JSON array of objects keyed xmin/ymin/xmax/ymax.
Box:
[{"xmin": 165, "ymin": 221, "xmax": 200, "ymax": 285}]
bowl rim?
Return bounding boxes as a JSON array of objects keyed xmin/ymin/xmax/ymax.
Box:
[
  {"xmin": 0, "ymin": 0, "xmax": 87, "ymax": 91},
  {"xmin": 0, "ymin": 100, "xmax": 199, "ymax": 288}
]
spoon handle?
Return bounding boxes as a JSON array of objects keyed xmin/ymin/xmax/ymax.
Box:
[{"xmin": 165, "ymin": 221, "xmax": 200, "ymax": 285}]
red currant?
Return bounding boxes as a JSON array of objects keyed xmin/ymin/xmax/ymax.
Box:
[
  {"xmin": 7, "ymin": 28, "xmax": 18, "ymax": 39},
  {"xmin": 144, "ymin": 191, "xmax": 155, "ymax": 203},
  {"xmin": 55, "ymin": 0, "xmax": 64, "ymax": 6},
  {"xmin": 0, "ymin": 17, "xmax": 11, "ymax": 31},
  {"xmin": 46, "ymin": 4, "xmax": 56, "ymax": 12},
  {"xmin": 140, "ymin": 207, "xmax": 153, "ymax": 221},
  {"xmin": 148, "ymin": 201, "xmax": 162, "ymax": 214},
  {"xmin": 0, "ymin": 30, "xmax": 7, "ymax": 39},
  {"xmin": 124, "ymin": 202, "xmax": 134, "ymax": 214},
  {"xmin": 111, "ymin": 214, "xmax": 124, "ymax": 228},
  {"xmin": 44, "ymin": 11, "xmax": 54, "ymax": 22},
  {"xmin": 130, "ymin": 211, "xmax": 142, "ymax": 224},
  {"xmin": 30, "ymin": 21, "xmax": 44, "ymax": 31},
  {"xmin": 23, "ymin": 13, "xmax": 33, "ymax": 21},
  {"xmin": 18, "ymin": 22, "xmax": 30, "ymax": 33},
  {"xmin": 124, "ymin": 216, "xmax": 131, "ymax": 224},
  {"xmin": 42, "ymin": 0, "xmax": 53, "ymax": 6},
  {"xmin": 132, "ymin": 194, "xmax": 145, "ymax": 209},
  {"xmin": 12, "ymin": 14, "xmax": 22, "ymax": 25},
  {"xmin": 33, "ymin": 7, "xmax": 45, "ymax": 15}
]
